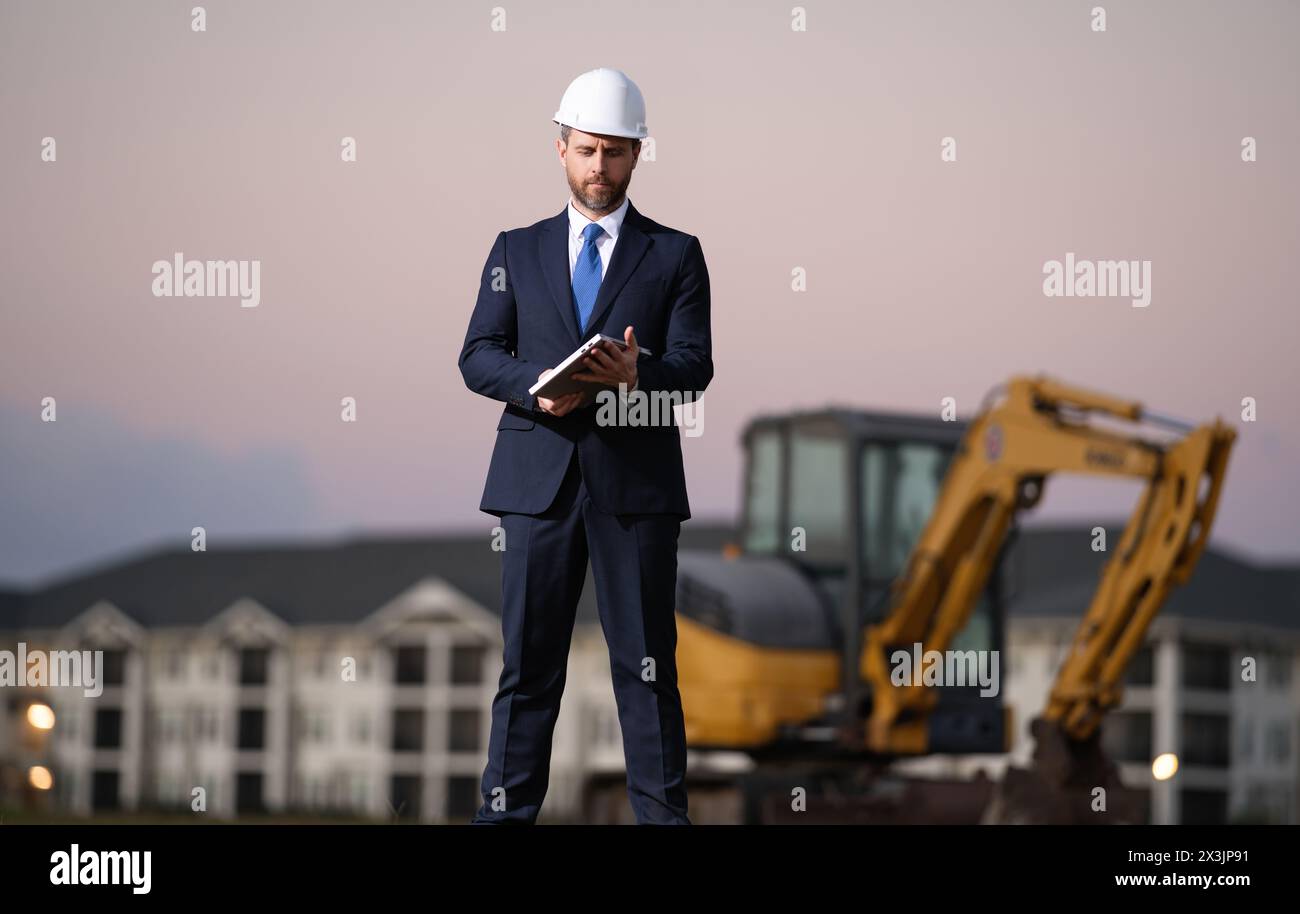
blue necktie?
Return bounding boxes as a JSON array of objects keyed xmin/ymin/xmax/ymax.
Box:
[{"xmin": 572, "ymin": 221, "xmax": 605, "ymax": 334}]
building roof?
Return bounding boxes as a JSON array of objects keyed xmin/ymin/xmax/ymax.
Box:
[
  {"xmin": 0, "ymin": 588, "xmax": 25, "ymax": 631},
  {"xmin": 2, "ymin": 522, "xmax": 1295, "ymax": 634},
  {"xmin": 1005, "ymin": 522, "xmax": 1300, "ymax": 630},
  {"xmin": 3, "ymin": 523, "xmax": 738, "ymax": 632}
]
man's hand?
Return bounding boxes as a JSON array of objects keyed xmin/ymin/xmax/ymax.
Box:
[
  {"xmin": 572, "ymin": 325, "xmax": 639, "ymax": 391},
  {"xmin": 535, "ymin": 369, "xmax": 584, "ymax": 416}
]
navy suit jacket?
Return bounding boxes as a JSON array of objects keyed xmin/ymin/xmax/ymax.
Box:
[{"xmin": 459, "ymin": 200, "xmax": 712, "ymax": 519}]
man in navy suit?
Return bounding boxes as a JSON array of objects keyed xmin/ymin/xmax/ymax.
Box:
[{"xmin": 459, "ymin": 68, "xmax": 712, "ymax": 824}]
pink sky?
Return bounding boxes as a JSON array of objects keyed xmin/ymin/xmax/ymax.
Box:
[{"xmin": 2, "ymin": 0, "xmax": 1297, "ymax": 585}]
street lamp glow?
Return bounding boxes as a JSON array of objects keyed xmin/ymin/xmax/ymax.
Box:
[
  {"xmin": 1152, "ymin": 753, "xmax": 1179, "ymax": 781},
  {"xmin": 27, "ymin": 703, "xmax": 55, "ymax": 730},
  {"xmin": 28, "ymin": 766, "xmax": 54, "ymax": 790}
]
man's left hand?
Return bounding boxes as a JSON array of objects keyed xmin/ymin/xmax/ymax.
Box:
[{"xmin": 572, "ymin": 325, "xmax": 639, "ymax": 391}]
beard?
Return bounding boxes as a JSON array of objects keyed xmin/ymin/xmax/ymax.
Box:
[{"xmin": 567, "ymin": 169, "xmax": 630, "ymax": 215}]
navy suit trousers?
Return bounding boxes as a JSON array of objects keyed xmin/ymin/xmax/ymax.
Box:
[{"xmin": 471, "ymin": 449, "xmax": 691, "ymax": 824}]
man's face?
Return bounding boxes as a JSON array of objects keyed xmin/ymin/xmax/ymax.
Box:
[{"xmin": 557, "ymin": 129, "xmax": 639, "ymax": 215}]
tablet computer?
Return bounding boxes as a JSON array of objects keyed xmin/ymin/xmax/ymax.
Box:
[{"xmin": 528, "ymin": 334, "xmax": 653, "ymax": 401}]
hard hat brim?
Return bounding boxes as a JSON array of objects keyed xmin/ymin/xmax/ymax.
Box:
[{"xmin": 553, "ymin": 115, "xmax": 647, "ymax": 140}]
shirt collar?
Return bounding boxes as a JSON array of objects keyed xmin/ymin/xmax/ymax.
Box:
[{"xmin": 567, "ymin": 194, "xmax": 630, "ymax": 243}]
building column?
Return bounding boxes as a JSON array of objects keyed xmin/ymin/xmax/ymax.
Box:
[{"xmin": 1152, "ymin": 636, "xmax": 1181, "ymax": 824}]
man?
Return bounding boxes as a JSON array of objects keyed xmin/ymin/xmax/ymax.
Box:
[{"xmin": 459, "ymin": 67, "xmax": 712, "ymax": 824}]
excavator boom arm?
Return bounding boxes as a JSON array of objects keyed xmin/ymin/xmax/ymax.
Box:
[{"xmin": 861, "ymin": 375, "xmax": 1236, "ymax": 754}]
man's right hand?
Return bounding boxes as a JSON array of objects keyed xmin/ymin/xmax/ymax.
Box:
[{"xmin": 536, "ymin": 369, "xmax": 585, "ymax": 417}]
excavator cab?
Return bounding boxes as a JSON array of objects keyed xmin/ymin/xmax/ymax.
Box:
[{"xmin": 675, "ymin": 408, "xmax": 1009, "ymax": 759}]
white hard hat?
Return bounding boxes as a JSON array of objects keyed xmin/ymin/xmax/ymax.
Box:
[{"xmin": 553, "ymin": 68, "xmax": 648, "ymax": 139}]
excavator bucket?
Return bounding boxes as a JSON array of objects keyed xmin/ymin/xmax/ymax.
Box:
[{"xmin": 982, "ymin": 718, "xmax": 1146, "ymax": 824}]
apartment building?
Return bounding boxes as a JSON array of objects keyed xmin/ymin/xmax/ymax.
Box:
[
  {"xmin": 2, "ymin": 524, "xmax": 1296, "ymax": 824},
  {"xmin": 0, "ymin": 527, "xmax": 727, "ymax": 823}
]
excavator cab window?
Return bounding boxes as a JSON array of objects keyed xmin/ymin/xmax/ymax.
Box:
[
  {"xmin": 739, "ymin": 410, "xmax": 1001, "ymax": 657},
  {"xmin": 788, "ymin": 427, "xmax": 850, "ymax": 564},
  {"xmin": 861, "ymin": 440, "xmax": 996, "ymax": 654},
  {"xmin": 741, "ymin": 429, "xmax": 783, "ymax": 553},
  {"xmin": 862, "ymin": 441, "xmax": 950, "ymax": 582}
]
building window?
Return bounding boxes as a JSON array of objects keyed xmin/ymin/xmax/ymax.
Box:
[
  {"xmin": 1182, "ymin": 712, "xmax": 1230, "ymax": 768},
  {"xmin": 1123, "ymin": 644, "xmax": 1154, "ymax": 686},
  {"xmin": 450, "ymin": 645, "xmax": 484, "ymax": 685},
  {"xmin": 1240, "ymin": 782, "xmax": 1291, "ymax": 824},
  {"xmin": 93, "ymin": 708, "xmax": 122, "ymax": 749},
  {"xmin": 239, "ymin": 648, "xmax": 270, "ymax": 685},
  {"xmin": 447, "ymin": 776, "xmax": 481, "ymax": 820},
  {"xmin": 161, "ymin": 709, "xmax": 178, "ymax": 744},
  {"xmin": 448, "ymin": 709, "xmax": 480, "ymax": 753},
  {"xmin": 1181, "ymin": 788, "xmax": 1227, "ymax": 825},
  {"xmin": 101, "ymin": 649, "xmax": 126, "ymax": 686},
  {"xmin": 1265, "ymin": 721, "xmax": 1292, "ymax": 764},
  {"xmin": 297, "ymin": 708, "xmax": 328, "ymax": 744},
  {"xmin": 394, "ymin": 646, "xmax": 427, "ymax": 685},
  {"xmin": 1101, "ymin": 711, "xmax": 1152, "ymax": 763},
  {"xmin": 389, "ymin": 775, "xmax": 421, "ymax": 820},
  {"xmin": 236, "ymin": 772, "xmax": 265, "ymax": 814},
  {"xmin": 237, "ymin": 708, "xmax": 266, "ymax": 750},
  {"xmin": 391, "ymin": 709, "xmax": 424, "ymax": 752},
  {"xmin": 1128, "ymin": 789, "xmax": 1152, "ymax": 825},
  {"xmin": 91, "ymin": 769, "xmax": 120, "ymax": 810},
  {"xmin": 1182, "ymin": 642, "xmax": 1229, "ymax": 691},
  {"xmin": 1264, "ymin": 652, "xmax": 1293, "ymax": 689}
]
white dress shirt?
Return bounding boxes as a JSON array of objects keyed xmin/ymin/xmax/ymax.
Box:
[
  {"xmin": 567, "ymin": 194, "xmax": 629, "ymax": 281},
  {"xmin": 565, "ymin": 194, "xmax": 636, "ymax": 393}
]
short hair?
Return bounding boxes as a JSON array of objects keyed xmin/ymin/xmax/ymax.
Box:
[{"xmin": 560, "ymin": 124, "xmax": 641, "ymax": 155}]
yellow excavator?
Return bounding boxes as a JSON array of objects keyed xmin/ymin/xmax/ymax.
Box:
[{"xmin": 614, "ymin": 375, "xmax": 1236, "ymax": 824}]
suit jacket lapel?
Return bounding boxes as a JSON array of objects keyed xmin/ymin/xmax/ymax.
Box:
[
  {"xmin": 580, "ymin": 200, "xmax": 651, "ymax": 338},
  {"xmin": 540, "ymin": 207, "xmax": 581, "ymax": 345}
]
